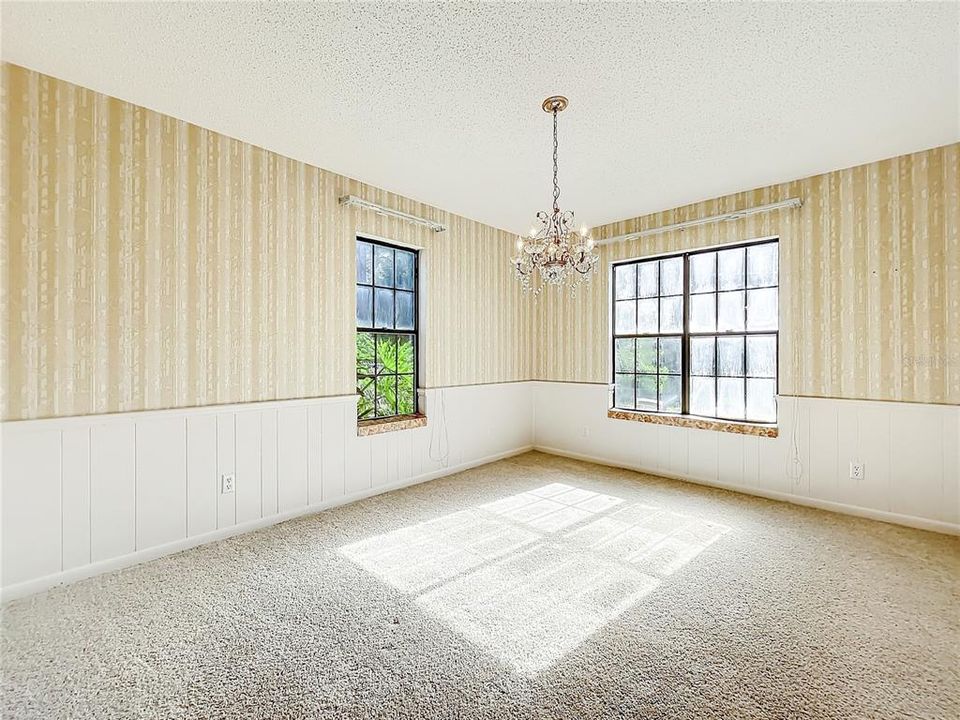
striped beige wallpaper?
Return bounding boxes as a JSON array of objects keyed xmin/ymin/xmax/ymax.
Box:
[
  {"xmin": 535, "ymin": 143, "xmax": 959, "ymax": 405},
  {"xmin": 1, "ymin": 64, "xmax": 535, "ymax": 421},
  {"xmin": 3, "ymin": 63, "xmax": 955, "ymax": 420}
]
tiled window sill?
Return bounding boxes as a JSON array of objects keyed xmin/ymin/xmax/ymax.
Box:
[
  {"xmin": 607, "ymin": 409, "xmax": 778, "ymax": 438},
  {"xmin": 357, "ymin": 414, "xmax": 427, "ymax": 437}
]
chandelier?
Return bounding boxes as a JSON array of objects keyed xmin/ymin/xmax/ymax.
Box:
[{"xmin": 511, "ymin": 95, "xmax": 599, "ymax": 294}]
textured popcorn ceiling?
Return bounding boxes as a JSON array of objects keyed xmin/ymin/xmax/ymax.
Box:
[{"xmin": 2, "ymin": 1, "xmax": 958, "ymax": 233}]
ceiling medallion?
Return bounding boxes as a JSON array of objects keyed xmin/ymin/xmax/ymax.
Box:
[{"xmin": 512, "ymin": 95, "xmax": 599, "ymax": 295}]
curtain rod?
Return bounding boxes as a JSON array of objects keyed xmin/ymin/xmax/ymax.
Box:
[
  {"xmin": 339, "ymin": 195, "xmax": 447, "ymax": 233},
  {"xmin": 596, "ymin": 197, "xmax": 802, "ymax": 246}
]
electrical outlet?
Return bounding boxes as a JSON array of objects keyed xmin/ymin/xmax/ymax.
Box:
[
  {"xmin": 580, "ymin": 426, "xmax": 590, "ymax": 439},
  {"xmin": 221, "ymin": 473, "xmax": 235, "ymax": 494},
  {"xmin": 849, "ymin": 462, "xmax": 864, "ymax": 481}
]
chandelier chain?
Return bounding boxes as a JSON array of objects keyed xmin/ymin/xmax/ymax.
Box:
[{"xmin": 552, "ymin": 108, "xmax": 560, "ymax": 213}]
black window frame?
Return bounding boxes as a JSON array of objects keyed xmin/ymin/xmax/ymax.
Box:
[
  {"xmin": 611, "ymin": 237, "xmax": 779, "ymax": 425},
  {"xmin": 356, "ymin": 236, "xmax": 420, "ymax": 421}
]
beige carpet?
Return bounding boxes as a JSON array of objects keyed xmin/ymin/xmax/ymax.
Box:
[{"xmin": 2, "ymin": 451, "xmax": 958, "ymax": 719}]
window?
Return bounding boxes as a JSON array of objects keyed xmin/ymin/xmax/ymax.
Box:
[
  {"xmin": 356, "ymin": 238, "xmax": 418, "ymax": 421},
  {"xmin": 612, "ymin": 239, "xmax": 778, "ymax": 424}
]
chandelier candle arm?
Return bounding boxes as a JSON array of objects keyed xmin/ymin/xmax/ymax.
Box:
[{"xmin": 511, "ymin": 95, "xmax": 599, "ymax": 295}]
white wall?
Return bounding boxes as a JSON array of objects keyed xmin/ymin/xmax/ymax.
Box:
[
  {"xmin": 533, "ymin": 381, "xmax": 960, "ymax": 534},
  {"xmin": 4, "ymin": 379, "xmax": 957, "ymax": 601},
  {"xmin": 0, "ymin": 382, "xmax": 534, "ymax": 601}
]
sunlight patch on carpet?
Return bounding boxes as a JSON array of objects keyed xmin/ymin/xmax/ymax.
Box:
[{"xmin": 340, "ymin": 483, "xmax": 730, "ymax": 673}]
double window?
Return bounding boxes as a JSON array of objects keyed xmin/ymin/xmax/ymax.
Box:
[
  {"xmin": 356, "ymin": 238, "xmax": 418, "ymax": 421},
  {"xmin": 612, "ymin": 239, "xmax": 779, "ymax": 424}
]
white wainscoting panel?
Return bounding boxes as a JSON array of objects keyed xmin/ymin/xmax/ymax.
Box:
[
  {"xmin": 90, "ymin": 423, "xmax": 136, "ymax": 563},
  {"xmin": 216, "ymin": 413, "xmax": 237, "ymax": 529},
  {"xmin": 1, "ymin": 430, "xmax": 61, "ymax": 586},
  {"xmin": 186, "ymin": 415, "xmax": 218, "ymax": 537},
  {"xmin": 4, "ymin": 379, "xmax": 953, "ymax": 601},
  {"xmin": 236, "ymin": 411, "xmax": 263, "ymax": 524},
  {"xmin": 260, "ymin": 410, "xmax": 279, "ymax": 518},
  {"xmin": 307, "ymin": 405, "xmax": 323, "ymax": 506},
  {"xmin": 1, "ymin": 382, "xmax": 534, "ymax": 600},
  {"xmin": 533, "ymin": 381, "xmax": 960, "ymax": 534},
  {"xmin": 321, "ymin": 402, "xmax": 347, "ymax": 502},
  {"xmin": 276, "ymin": 406, "xmax": 308, "ymax": 514},
  {"xmin": 61, "ymin": 428, "xmax": 91, "ymax": 572},
  {"xmin": 135, "ymin": 417, "xmax": 187, "ymax": 550}
]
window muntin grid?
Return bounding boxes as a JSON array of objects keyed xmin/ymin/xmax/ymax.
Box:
[
  {"xmin": 356, "ymin": 238, "xmax": 418, "ymax": 420},
  {"xmin": 611, "ymin": 239, "xmax": 778, "ymax": 424}
]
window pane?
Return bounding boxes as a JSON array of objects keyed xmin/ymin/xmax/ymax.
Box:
[
  {"xmin": 638, "ymin": 261, "xmax": 659, "ymax": 298},
  {"xmin": 636, "ymin": 338, "xmax": 658, "ymax": 373},
  {"xmin": 690, "ymin": 252, "xmax": 716, "ymax": 293},
  {"xmin": 717, "ymin": 290, "xmax": 745, "ymax": 331},
  {"xmin": 660, "ymin": 257, "xmax": 683, "ymax": 296},
  {"xmin": 659, "ymin": 297, "xmax": 682, "ymax": 333},
  {"xmin": 397, "ymin": 335, "xmax": 415, "ymax": 374},
  {"xmin": 659, "ymin": 376, "xmax": 681, "ymax": 413},
  {"xmin": 397, "ymin": 374, "xmax": 416, "ymax": 415},
  {"xmin": 376, "ymin": 334, "xmax": 398, "ymax": 374},
  {"xmin": 376, "ymin": 375, "xmax": 397, "ymax": 416},
  {"xmin": 717, "ymin": 377, "xmax": 745, "ymax": 419},
  {"xmin": 357, "ymin": 242, "xmax": 373, "ymax": 284},
  {"xmin": 374, "ymin": 245, "xmax": 395, "ymax": 287},
  {"xmin": 615, "ymin": 374, "xmax": 635, "ymax": 409},
  {"xmin": 689, "ymin": 294, "xmax": 716, "ymax": 332},
  {"xmin": 746, "ymin": 335, "xmax": 777, "ymax": 377},
  {"xmin": 357, "ymin": 376, "xmax": 375, "ymax": 419},
  {"xmin": 690, "ymin": 377, "xmax": 716, "ymax": 417},
  {"xmin": 717, "ymin": 247, "xmax": 745, "ymax": 290},
  {"xmin": 747, "ymin": 379, "xmax": 777, "ymax": 422},
  {"xmin": 396, "ymin": 291, "xmax": 415, "ymax": 330},
  {"xmin": 395, "ymin": 250, "xmax": 415, "ymax": 290},
  {"xmin": 356, "ymin": 286, "xmax": 373, "ymax": 327},
  {"xmin": 718, "ymin": 336, "xmax": 745, "ymax": 376},
  {"xmin": 615, "ymin": 300, "xmax": 637, "ymax": 334},
  {"xmin": 691, "ymin": 337, "xmax": 716, "ymax": 376},
  {"xmin": 374, "ymin": 288, "xmax": 395, "ymax": 329},
  {"xmin": 659, "ymin": 337, "xmax": 681, "ymax": 374},
  {"xmin": 615, "ymin": 338, "xmax": 636, "ymax": 373},
  {"xmin": 747, "ymin": 243, "xmax": 778, "ymax": 288},
  {"xmin": 615, "ymin": 264, "xmax": 637, "ymax": 300},
  {"xmin": 636, "ymin": 375, "xmax": 657, "ymax": 411},
  {"xmin": 746, "ymin": 288, "xmax": 778, "ymax": 331},
  {"xmin": 637, "ymin": 299, "xmax": 658, "ymax": 333},
  {"xmin": 357, "ymin": 332, "xmax": 375, "ymax": 375}
]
